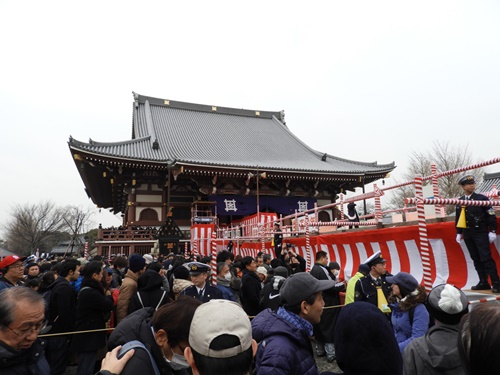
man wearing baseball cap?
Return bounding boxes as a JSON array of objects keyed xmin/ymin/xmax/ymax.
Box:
[
  {"xmin": 0, "ymin": 255, "xmax": 27, "ymax": 291},
  {"xmin": 185, "ymin": 299, "xmax": 257, "ymax": 375},
  {"xmin": 252, "ymin": 272, "xmax": 336, "ymax": 375}
]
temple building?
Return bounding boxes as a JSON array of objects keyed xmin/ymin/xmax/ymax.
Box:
[{"xmin": 68, "ymin": 92, "xmax": 395, "ymax": 255}]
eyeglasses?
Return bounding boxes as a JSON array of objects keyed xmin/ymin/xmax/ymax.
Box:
[
  {"xmin": 9, "ymin": 264, "xmax": 25, "ymax": 270},
  {"xmin": 6, "ymin": 320, "xmax": 47, "ymax": 338}
]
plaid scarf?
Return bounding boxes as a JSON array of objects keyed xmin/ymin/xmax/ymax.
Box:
[{"xmin": 276, "ymin": 306, "xmax": 313, "ymax": 336}]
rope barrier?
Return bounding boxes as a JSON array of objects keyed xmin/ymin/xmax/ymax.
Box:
[{"xmin": 39, "ymin": 327, "xmax": 114, "ymax": 338}]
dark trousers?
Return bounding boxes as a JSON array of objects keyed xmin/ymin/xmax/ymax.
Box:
[
  {"xmin": 76, "ymin": 351, "xmax": 97, "ymax": 375},
  {"xmin": 46, "ymin": 336, "xmax": 70, "ymax": 375},
  {"xmin": 464, "ymin": 231, "xmax": 500, "ymax": 284}
]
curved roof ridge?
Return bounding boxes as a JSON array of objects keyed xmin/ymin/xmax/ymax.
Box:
[
  {"xmin": 269, "ymin": 116, "xmax": 395, "ymax": 169},
  {"xmin": 135, "ymin": 92, "xmax": 285, "ymax": 120},
  {"xmin": 70, "ymin": 135, "xmax": 151, "ymax": 147}
]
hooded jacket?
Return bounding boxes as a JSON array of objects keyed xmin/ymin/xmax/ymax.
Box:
[
  {"xmin": 402, "ymin": 323, "xmax": 466, "ymax": 375},
  {"xmin": 46, "ymin": 276, "xmax": 77, "ymax": 333},
  {"xmin": 252, "ymin": 308, "xmax": 319, "ymax": 375},
  {"xmin": 334, "ymin": 301, "xmax": 402, "ymax": 375},
  {"xmin": 108, "ymin": 308, "xmax": 189, "ymax": 375},
  {"xmin": 127, "ymin": 269, "xmax": 169, "ymax": 314}
]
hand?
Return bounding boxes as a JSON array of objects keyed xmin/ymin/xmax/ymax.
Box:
[
  {"xmin": 456, "ymin": 234, "xmax": 462, "ymax": 244},
  {"xmin": 100, "ymin": 346, "xmax": 135, "ymax": 375},
  {"xmin": 489, "ymin": 232, "xmax": 497, "ymax": 243}
]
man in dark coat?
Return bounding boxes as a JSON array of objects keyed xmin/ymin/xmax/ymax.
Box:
[
  {"xmin": 180, "ymin": 262, "xmax": 222, "ymax": 302},
  {"xmin": 240, "ymin": 256, "xmax": 263, "ymax": 317},
  {"xmin": 273, "ymin": 223, "xmax": 283, "ymax": 258},
  {"xmin": 45, "ymin": 259, "xmax": 81, "ymax": 375},
  {"xmin": 455, "ymin": 174, "xmax": 499, "ymax": 293},
  {"xmin": 309, "ymin": 251, "xmax": 345, "ymax": 362},
  {"xmin": 346, "ymin": 202, "xmax": 360, "ymax": 229},
  {"xmin": 70, "ymin": 261, "xmax": 114, "ymax": 375}
]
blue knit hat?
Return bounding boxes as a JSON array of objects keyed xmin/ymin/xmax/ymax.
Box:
[{"xmin": 129, "ymin": 254, "xmax": 146, "ymax": 273}]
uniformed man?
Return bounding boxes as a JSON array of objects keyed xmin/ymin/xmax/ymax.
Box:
[
  {"xmin": 354, "ymin": 251, "xmax": 392, "ymax": 314},
  {"xmin": 455, "ymin": 174, "xmax": 499, "ymax": 293},
  {"xmin": 180, "ymin": 262, "xmax": 223, "ymax": 302},
  {"xmin": 273, "ymin": 222, "xmax": 283, "ymax": 258}
]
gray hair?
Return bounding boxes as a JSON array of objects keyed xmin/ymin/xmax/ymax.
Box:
[{"xmin": 0, "ymin": 287, "xmax": 44, "ymax": 330}]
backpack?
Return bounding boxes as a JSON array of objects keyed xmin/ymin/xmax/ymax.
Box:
[
  {"xmin": 136, "ymin": 290, "xmax": 167, "ymax": 311},
  {"xmin": 42, "ymin": 289, "xmax": 54, "ymax": 324},
  {"xmin": 117, "ymin": 340, "xmax": 161, "ymax": 375}
]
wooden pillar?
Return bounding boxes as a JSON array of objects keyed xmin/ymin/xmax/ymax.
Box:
[{"xmin": 127, "ymin": 188, "xmax": 137, "ymax": 226}]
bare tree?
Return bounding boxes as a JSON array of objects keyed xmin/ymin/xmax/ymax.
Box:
[
  {"xmin": 387, "ymin": 141, "xmax": 483, "ymax": 214},
  {"xmin": 4, "ymin": 202, "xmax": 68, "ymax": 256},
  {"xmin": 62, "ymin": 205, "xmax": 94, "ymax": 256}
]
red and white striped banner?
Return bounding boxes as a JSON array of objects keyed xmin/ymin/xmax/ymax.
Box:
[{"xmin": 232, "ymin": 218, "xmax": 500, "ymax": 290}]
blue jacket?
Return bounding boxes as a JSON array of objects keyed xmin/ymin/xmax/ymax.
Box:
[
  {"xmin": 252, "ymin": 308, "xmax": 319, "ymax": 375},
  {"xmin": 389, "ymin": 302, "xmax": 429, "ymax": 353}
]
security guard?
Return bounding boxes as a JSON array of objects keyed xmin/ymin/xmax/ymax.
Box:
[
  {"xmin": 180, "ymin": 261, "xmax": 223, "ymax": 302},
  {"xmin": 354, "ymin": 251, "xmax": 392, "ymax": 313},
  {"xmin": 455, "ymin": 174, "xmax": 499, "ymax": 293},
  {"xmin": 273, "ymin": 222, "xmax": 283, "ymax": 258}
]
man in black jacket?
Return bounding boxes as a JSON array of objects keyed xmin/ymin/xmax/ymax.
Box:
[
  {"xmin": 455, "ymin": 174, "xmax": 499, "ymax": 293},
  {"xmin": 45, "ymin": 259, "xmax": 81, "ymax": 375},
  {"xmin": 310, "ymin": 251, "xmax": 345, "ymax": 362},
  {"xmin": 240, "ymin": 256, "xmax": 263, "ymax": 317}
]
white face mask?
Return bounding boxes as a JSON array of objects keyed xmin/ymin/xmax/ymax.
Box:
[
  {"xmin": 333, "ymin": 269, "xmax": 340, "ymax": 277},
  {"xmin": 224, "ymin": 272, "xmax": 232, "ymax": 281},
  {"xmin": 162, "ymin": 346, "xmax": 190, "ymax": 370}
]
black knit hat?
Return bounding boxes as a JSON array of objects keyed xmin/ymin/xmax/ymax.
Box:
[{"xmin": 425, "ymin": 284, "xmax": 469, "ymax": 325}]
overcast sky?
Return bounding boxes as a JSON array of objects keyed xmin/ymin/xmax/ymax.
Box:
[{"xmin": 1, "ymin": 0, "xmax": 499, "ymax": 235}]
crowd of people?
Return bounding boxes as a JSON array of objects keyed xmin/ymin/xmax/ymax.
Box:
[
  {"xmin": 1, "ymin": 247, "xmax": 498, "ymax": 375},
  {"xmin": 0, "ymin": 175, "xmax": 499, "ymax": 375}
]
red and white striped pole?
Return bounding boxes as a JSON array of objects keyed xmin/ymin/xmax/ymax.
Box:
[
  {"xmin": 184, "ymin": 242, "xmax": 190, "ymax": 260},
  {"xmin": 373, "ymin": 184, "xmax": 383, "ymax": 222},
  {"xmin": 339, "ymin": 194, "xmax": 345, "ymax": 220},
  {"xmin": 260, "ymin": 226, "xmax": 266, "ymax": 252},
  {"xmin": 84, "ymin": 242, "xmax": 89, "ymax": 260},
  {"xmin": 192, "ymin": 238, "xmax": 199, "ymax": 259},
  {"xmin": 431, "ymin": 164, "xmax": 445, "ymax": 218},
  {"xmin": 414, "ymin": 177, "xmax": 433, "ymax": 292},
  {"xmin": 305, "ymin": 214, "xmax": 311, "ymax": 272},
  {"xmin": 210, "ymin": 231, "xmax": 217, "ymax": 286}
]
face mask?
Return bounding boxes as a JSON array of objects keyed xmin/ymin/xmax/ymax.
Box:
[
  {"xmin": 224, "ymin": 273, "xmax": 232, "ymax": 281},
  {"xmin": 162, "ymin": 346, "xmax": 190, "ymax": 370},
  {"xmin": 333, "ymin": 270, "xmax": 340, "ymax": 277}
]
